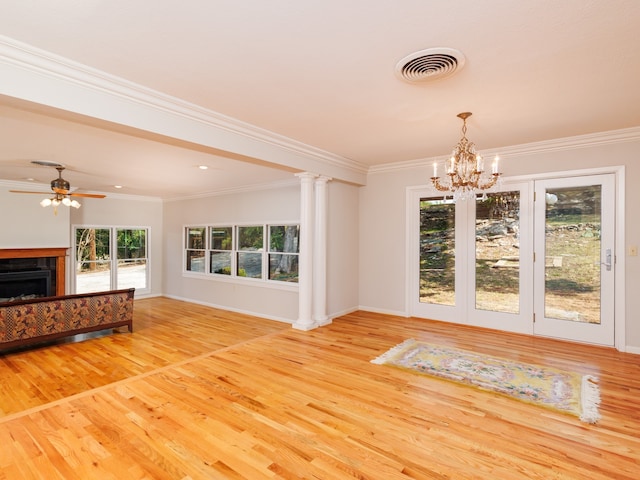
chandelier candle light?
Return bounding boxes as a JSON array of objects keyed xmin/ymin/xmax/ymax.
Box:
[{"xmin": 431, "ymin": 112, "xmax": 502, "ymax": 201}]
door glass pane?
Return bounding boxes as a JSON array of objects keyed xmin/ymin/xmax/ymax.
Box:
[
  {"xmin": 117, "ymin": 229, "xmax": 147, "ymax": 290},
  {"xmin": 545, "ymin": 185, "xmax": 601, "ymax": 324},
  {"xmin": 419, "ymin": 197, "xmax": 455, "ymax": 305},
  {"xmin": 75, "ymin": 228, "xmax": 111, "ymax": 293},
  {"xmin": 118, "ymin": 259, "xmax": 147, "ymax": 289},
  {"xmin": 475, "ymin": 192, "xmax": 521, "ymax": 313}
]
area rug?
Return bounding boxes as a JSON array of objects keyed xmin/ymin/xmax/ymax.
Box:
[{"xmin": 371, "ymin": 339, "xmax": 600, "ymax": 423}]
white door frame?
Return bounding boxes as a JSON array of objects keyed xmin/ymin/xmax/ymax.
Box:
[
  {"xmin": 533, "ymin": 174, "xmax": 616, "ymax": 346},
  {"xmin": 406, "ymin": 165, "xmax": 626, "ymax": 351}
]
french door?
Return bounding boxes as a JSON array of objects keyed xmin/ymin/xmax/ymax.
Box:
[
  {"xmin": 533, "ymin": 175, "xmax": 615, "ymax": 345},
  {"xmin": 72, "ymin": 226, "xmax": 150, "ymax": 295},
  {"xmin": 409, "ymin": 173, "xmax": 616, "ymax": 346}
]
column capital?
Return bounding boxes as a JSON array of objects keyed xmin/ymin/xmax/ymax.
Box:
[
  {"xmin": 295, "ymin": 172, "xmax": 319, "ymax": 181},
  {"xmin": 314, "ymin": 175, "xmax": 333, "ymax": 185}
]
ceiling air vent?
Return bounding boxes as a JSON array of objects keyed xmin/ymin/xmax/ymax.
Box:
[{"xmin": 395, "ymin": 48, "xmax": 465, "ymax": 83}]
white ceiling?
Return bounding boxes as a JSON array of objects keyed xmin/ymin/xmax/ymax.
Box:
[{"xmin": 1, "ymin": 0, "xmax": 639, "ymax": 199}]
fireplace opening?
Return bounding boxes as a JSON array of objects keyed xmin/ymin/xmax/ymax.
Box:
[{"xmin": 0, "ymin": 270, "xmax": 52, "ymax": 303}]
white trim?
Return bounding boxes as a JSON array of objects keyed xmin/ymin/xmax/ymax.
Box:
[
  {"xmin": 614, "ymin": 166, "xmax": 626, "ymax": 352},
  {"xmin": 162, "ymin": 294, "xmax": 293, "ymax": 325},
  {"xmin": 405, "ymin": 165, "xmax": 626, "ymax": 351},
  {"xmin": 0, "ymin": 35, "xmax": 367, "ymax": 185},
  {"xmin": 164, "ymin": 178, "xmax": 300, "ymax": 202},
  {"xmin": 1, "ymin": 179, "xmax": 162, "ymax": 202},
  {"xmin": 182, "ymin": 271, "xmax": 298, "ymax": 292},
  {"xmin": 625, "ymin": 346, "xmax": 640, "ymax": 355},
  {"xmin": 370, "ymin": 127, "xmax": 640, "ymax": 175},
  {"xmin": 182, "ymin": 222, "xmax": 301, "ymax": 289},
  {"xmin": 358, "ymin": 305, "xmax": 409, "ymax": 317},
  {"xmin": 70, "ymin": 224, "xmax": 152, "ymax": 296}
]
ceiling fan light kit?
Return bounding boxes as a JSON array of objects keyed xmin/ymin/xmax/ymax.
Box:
[{"xmin": 10, "ymin": 161, "xmax": 106, "ymax": 214}]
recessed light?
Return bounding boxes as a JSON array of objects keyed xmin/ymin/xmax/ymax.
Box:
[
  {"xmin": 198, "ymin": 165, "xmax": 208, "ymax": 170},
  {"xmin": 114, "ymin": 185, "xmax": 123, "ymax": 189}
]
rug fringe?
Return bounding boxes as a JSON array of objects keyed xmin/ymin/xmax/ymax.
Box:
[
  {"xmin": 371, "ymin": 339, "xmax": 416, "ymax": 365},
  {"xmin": 580, "ymin": 375, "xmax": 601, "ymax": 424}
]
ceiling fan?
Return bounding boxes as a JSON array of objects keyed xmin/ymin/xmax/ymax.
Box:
[{"xmin": 10, "ymin": 161, "xmax": 106, "ymax": 211}]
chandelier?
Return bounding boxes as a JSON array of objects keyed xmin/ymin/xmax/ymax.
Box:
[{"xmin": 431, "ymin": 112, "xmax": 501, "ymax": 201}]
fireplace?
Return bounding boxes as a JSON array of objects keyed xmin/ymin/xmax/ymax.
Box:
[
  {"xmin": 0, "ymin": 270, "xmax": 51, "ymax": 302},
  {"xmin": 0, "ymin": 248, "xmax": 67, "ymax": 304}
]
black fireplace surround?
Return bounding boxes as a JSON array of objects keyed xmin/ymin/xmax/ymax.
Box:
[{"xmin": 0, "ymin": 257, "xmax": 55, "ymax": 303}]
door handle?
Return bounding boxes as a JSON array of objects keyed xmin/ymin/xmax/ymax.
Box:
[{"xmin": 602, "ymin": 248, "xmax": 612, "ymax": 271}]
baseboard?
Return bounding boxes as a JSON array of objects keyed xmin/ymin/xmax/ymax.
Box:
[
  {"xmin": 357, "ymin": 305, "xmax": 410, "ymax": 317},
  {"xmin": 624, "ymin": 345, "xmax": 640, "ymax": 355},
  {"xmin": 327, "ymin": 306, "xmax": 359, "ymax": 319},
  {"xmin": 161, "ymin": 294, "xmax": 294, "ymax": 325}
]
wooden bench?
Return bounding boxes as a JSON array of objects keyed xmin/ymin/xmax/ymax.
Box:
[{"xmin": 0, "ymin": 288, "xmax": 134, "ymax": 351}]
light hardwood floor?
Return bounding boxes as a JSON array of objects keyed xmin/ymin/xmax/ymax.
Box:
[{"xmin": 0, "ymin": 297, "xmax": 638, "ymax": 479}]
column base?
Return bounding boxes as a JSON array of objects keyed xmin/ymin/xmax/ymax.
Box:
[
  {"xmin": 292, "ymin": 320, "xmax": 318, "ymax": 331},
  {"xmin": 314, "ymin": 316, "xmax": 332, "ymax": 327}
]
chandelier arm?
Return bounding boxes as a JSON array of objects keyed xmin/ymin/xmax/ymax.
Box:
[
  {"xmin": 431, "ymin": 176, "xmax": 452, "ymax": 192},
  {"xmin": 476, "ymin": 173, "xmax": 501, "ymax": 190}
]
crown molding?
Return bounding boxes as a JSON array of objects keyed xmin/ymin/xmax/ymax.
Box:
[
  {"xmin": 0, "ymin": 177, "xmax": 299, "ymax": 202},
  {"xmin": 163, "ymin": 178, "xmax": 300, "ymax": 202},
  {"xmin": 0, "ymin": 36, "xmax": 368, "ymax": 179},
  {"xmin": 369, "ymin": 126, "xmax": 640, "ymax": 175},
  {"xmin": 0, "ymin": 179, "xmax": 161, "ymax": 202}
]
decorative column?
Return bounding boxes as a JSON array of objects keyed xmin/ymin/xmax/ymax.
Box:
[
  {"xmin": 313, "ymin": 176, "xmax": 331, "ymax": 326},
  {"xmin": 293, "ymin": 172, "xmax": 317, "ymax": 331}
]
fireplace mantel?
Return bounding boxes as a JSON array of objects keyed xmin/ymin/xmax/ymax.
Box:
[{"xmin": 0, "ymin": 248, "xmax": 67, "ymax": 296}]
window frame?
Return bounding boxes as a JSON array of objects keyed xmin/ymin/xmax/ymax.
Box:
[
  {"xmin": 185, "ymin": 227, "xmax": 207, "ymax": 273},
  {"xmin": 183, "ymin": 223, "xmax": 299, "ymax": 286},
  {"xmin": 72, "ymin": 225, "xmax": 151, "ymax": 295}
]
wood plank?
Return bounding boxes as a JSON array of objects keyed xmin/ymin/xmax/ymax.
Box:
[{"xmin": 0, "ymin": 299, "xmax": 639, "ymax": 479}]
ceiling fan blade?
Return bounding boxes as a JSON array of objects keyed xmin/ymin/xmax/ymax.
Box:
[
  {"xmin": 68, "ymin": 193, "xmax": 106, "ymax": 198},
  {"xmin": 9, "ymin": 190, "xmax": 53, "ymax": 194},
  {"xmin": 52, "ymin": 187, "xmax": 70, "ymax": 195}
]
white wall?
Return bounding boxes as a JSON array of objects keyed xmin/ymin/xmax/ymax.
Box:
[
  {"xmin": 0, "ymin": 185, "xmax": 70, "ymax": 248},
  {"xmin": 162, "ymin": 180, "xmax": 361, "ymax": 324},
  {"xmin": 2, "ymin": 177, "xmax": 362, "ymax": 326},
  {"xmin": 359, "ymin": 135, "xmax": 640, "ymax": 350},
  {"xmin": 326, "ymin": 181, "xmax": 360, "ymax": 317},
  {"xmin": 0, "ymin": 187, "xmax": 164, "ymax": 297},
  {"xmin": 162, "ymin": 184, "xmax": 302, "ymax": 323}
]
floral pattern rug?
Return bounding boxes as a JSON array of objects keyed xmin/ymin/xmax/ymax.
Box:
[{"xmin": 371, "ymin": 339, "xmax": 600, "ymax": 423}]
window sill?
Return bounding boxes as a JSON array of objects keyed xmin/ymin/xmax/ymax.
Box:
[{"xmin": 182, "ymin": 271, "xmax": 298, "ymax": 292}]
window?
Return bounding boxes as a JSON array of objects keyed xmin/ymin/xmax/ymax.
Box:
[
  {"xmin": 74, "ymin": 227, "xmax": 149, "ymax": 294},
  {"xmin": 268, "ymin": 225, "xmax": 299, "ymax": 282},
  {"xmin": 186, "ymin": 227, "xmax": 206, "ymax": 273},
  {"xmin": 237, "ymin": 225, "xmax": 264, "ymax": 278},
  {"xmin": 210, "ymin": 227, "xmax": 232, "ymax": 275},
  {"xmin": 184, "ymin": 223, "xmax": 299, "ymax": 283}
]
